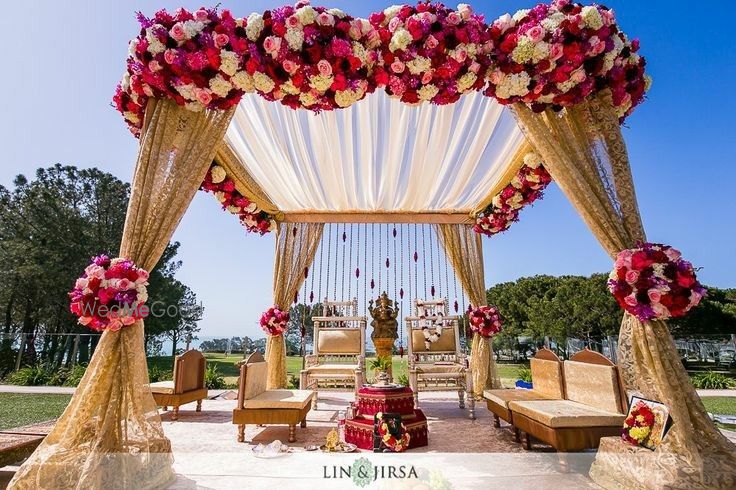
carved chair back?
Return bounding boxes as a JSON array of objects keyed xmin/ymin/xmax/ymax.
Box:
[{"xmin": 173, "ymin": 349, "xmax": 206, "ymax": 394}]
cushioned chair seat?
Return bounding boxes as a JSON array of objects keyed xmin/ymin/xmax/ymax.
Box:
[
  {"xmin": 483, "ymin": 389, "xmax": 554, "ymax": 408},
  {"xmin": 243, "ymin": 389, "xmax": 315, "ymax": 410},
  {"xmin": 303, "ymin": 364, "xmax": 358, "ymax": 375},
  {"xmin": 150, "ymin": 381, "xmax": 175, "ymax": 395},
  {"xmin": 414, "ymin": 363, "xmax": 465, "ymax": 375},
  {"xmin": 508, "ymin": 399, "xmax": 625, "ymax": 428}
]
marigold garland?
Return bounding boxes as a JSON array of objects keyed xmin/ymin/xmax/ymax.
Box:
[{"xmin": 375, "ymin": 412, "xmax": 411, "ymax": 452}]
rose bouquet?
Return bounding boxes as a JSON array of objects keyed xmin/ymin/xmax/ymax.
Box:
[
  {"xmin": 608, "ymin": 243, "xmax": 706, "ymax": 322},
  {"xmin": 241, "ymin": 1, "xmax": 381, "ymax": 111},
  {"xmin": 474, "ymin": 153, "xmax": 552, "ymax": 237},
  {"xmin": 485, "ymin": 0, "xmax": 650, "ymax": 120},
  {"xmin": 621, "ymin": 400, "xmax": 655, "ymax": 446},
  {"xmin": 200, "ymin": 164, "xmax": 276, "ymax": 235},
  {"xmin": 259, "ymin": 306, "xmax": 290, "ymax": 336},
  {"xmin": 69, "ymin": 255, "xmax": 149, "ymax": 332},
  {"xmin": 467, "ymin": 305, "xmax": 503, "ymax": 337},
  {"xmin": 369, "ymin": 2, "xmax": 492, "ymax": 105}
]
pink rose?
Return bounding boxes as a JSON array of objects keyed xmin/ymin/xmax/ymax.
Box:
[
  {"xmin": 214, "ymin": 33, "xmax": 229, "ymax": 47},
  {"xmin": 447, "ymin": 12, "xmax": 462, "ymax": 26},
  {"xmin": 316, "ymin": 12, "xmax": 334, "ymax": 26},
  {"xmin": 454, "ymin": 49, "xmax": 468, "ymax": 62},
  {"xmin": 194, "ymin": 88, "xmax": 212, "ymax": 105},
  {"xmin": 625, "ymin": 270, "xmax": 640, "ymax": 284},
  {"xmin": 458, "ymin": 4, "xmax": 473, "ymax": 20},
  {"xmin": 194, "ymin": 8, "xmax": 209, "ymax": 22},
  {"xmin": 391, "ymin": 60, "xmax": 405, "ymax": 73},
  {"xmin": 571, "ymin": 70, "xmax": 587, "ymax": 83},
  {"xmin": 665, "ymin": 248, "xmax": 682, "ymax": 261},
  {"xmin": 118, "ymin": 278, "xmax": 133, "ymax": 290},
  {"xmin": 388, "ymin": 17, "xmax": 402, "ymax": 33},
  {"xmin": 421, "ymin": 71, "xmax": 433, "ymax": 84},
  {"xmin": 550, "ymin": 43, "xmax": 564, "ymax": 60},
  {"xmin": 282, "ymin": 59, "xmax": 298, "ymax": 74},
  {"xmin": 528, "ymin": 26, "xmax": 545, "ymax": 43},
  {"xmin": 287, "ymin": 15, "xmax": 301, "ymax": 28},
  {"xmin": 469, "ymin": 61, "xmax": 481, "ymax": 73},
  {"xmin": 317, "ymin": 59, "xmax": 333, "ymax": 76},
  {"xmin": 137, "ymin": 269, "xmax": 149, "ymax": 282},
  {"xmin": 263, "ymin": 36, "xmax": 282, "ymax": 55},
  {"xmin": 349, "ymin": 20, "xmax": 363, "ymax": 39},
  {"xmin": 389, "ymin": 76, "xmax": 406, "ymax": 95},
  {"xmin": 164, "ymin": 49, "xmax": 177, "ymax": 65},
  {"xmin": 148, "ymin": 60, "xmax": 162, "ymax": 72},
  {"xmin": 170, "ymin": 23, "xmax": 186, "ymax": 41},
  {"xmin": 647, "ymin": 289, "xmax": 662, "ymax": 304},
  {"xmin": 79, "ymin": 316, "xmax": 93, "ymax": 326},
  {"xmin": 624, "ymin": 294, "xmax": 638, "ymax": 307},
  {"xmin": 425, "ymin": 35, "xmax": 439, "ymax": 50}
]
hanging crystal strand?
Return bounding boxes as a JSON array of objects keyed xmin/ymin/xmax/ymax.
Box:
[
  {"xmin": 428, "ymin": 224, "xmax": 436, "ymax": 298},
  {"xmin": 348, "ymin": 224, "xmax": 354, "ymax": 303},
  {"xmin": 332, "ymin": 225, "xmax": 338, "ymax": 304},
  {"xmin": 292, "ymin": 225, "xmax": 304, "ymax": 305},
  {"xmin": 325, "ymin": 223, "xmax": 333, "ymax": 307},
  {"xmin": 317, "ymin": 228, "xmax": 325, "ymax": 311},
  {"xmin": 370, "ymin": 224, "xmax": 375, "ymax": 294},
  {"xmin": 364, "ymin": 223, "xmax": 368, "ymax": 312},
  {"xmin": 377, "ymin": 223, "xmax": 382, "ymax": 294},
  {"xmin": 421, "ymin": 224, "xmax": 428, "ymax": 300},
  {"xmin": 396, "ymin": 223, "xmax": 403, "ymax": 357},
  {"xmin": 413, "ymin": 224, "xmax": 419, "ymax": 313},
  {"xmin": 341, "ymin": 223, "xmax": 347, "ymax": 302},
  {"xmin": 386, "ymin": 223, "xmax": 391, "ymax": 292}
]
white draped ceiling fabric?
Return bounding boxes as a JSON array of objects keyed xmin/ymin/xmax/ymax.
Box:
[{"xmin": 226, "ymin": 91, "xmax": 524, "ymax": 216}]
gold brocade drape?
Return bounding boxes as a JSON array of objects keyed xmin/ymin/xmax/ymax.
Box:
[
  {"xmin": 267, "ymin": 222, "xmax": 324, "ymax": 389},
  {"xmin": 9, "ymin": 98, "xmax": 235, "ymax": 490},
  {"xmin": 512, "ymin": 93, "xmax": 736, "ymax": 489},
  {"xmin": 435, "ymin": 224, "xmax": 501, "ymax": 397}
]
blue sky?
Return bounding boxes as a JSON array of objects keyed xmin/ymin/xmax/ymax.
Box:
[{"xmin": 1, "ymin": 1, "xmax": 734, "ymax": 339}]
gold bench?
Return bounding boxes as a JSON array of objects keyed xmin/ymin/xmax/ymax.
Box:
[
  {"xmin": 233, "ymin": 352, "xmax": 314, "ymax": 443},
  {"xmin": 150, "ymin": 350, "xmax": 208, "ymax": 421}
]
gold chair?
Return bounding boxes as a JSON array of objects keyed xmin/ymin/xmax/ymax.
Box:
[
  {"xmin": 233, "ymin": 352, "xmax": 314, "ymax": 443},
  {"xmin": 406, "ymin": 298, "xmax": 474, "ymax": 419},
  {"xmin": 300, "ymin": 298, "xmax": 366, "ymax": 408},
  {"xmin": 150, "ymin": 349, "xmax": 208, "ymax": 421}
]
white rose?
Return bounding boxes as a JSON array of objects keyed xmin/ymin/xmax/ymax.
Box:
[
  {"xmin": 253, "ymin": 72, "xmax": 275, "ymax": 93},
  {"xmin": 389, "ymin": 28, "xmax": 413, "ymax": 52},
  {"xmin": 219, "ymin": 50, "xmax": 239, "ymax": 76},
  {"xmin": 295, "ymin": 5, "xmax": 317, "ymax": 25},
  {"xmin": 231, "ymin": 71, "xmax": 255, "ymax": 92},
  {"xmin": 210, "ymin": 165, "xmax": 227, "ymax": 184},
  {"xmin": 284, "ymin": 28, "xmax": 305, "ymax": 51},
  {"xmin": 246, "ymin": 13, "xmax": 264, "ymax": 41}
]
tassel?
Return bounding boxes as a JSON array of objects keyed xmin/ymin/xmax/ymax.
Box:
[{"xmin": 355, "ymin": 267, "xmax": 360, "ymax": 279}]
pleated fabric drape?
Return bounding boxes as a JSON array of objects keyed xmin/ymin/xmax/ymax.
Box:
[
  {"xmin": 9, "ymin": 98, "xmax": 235, "ymax": 490},
  {"xmin": 435, "ymin": 224, "xmax": 501, "ymax": 398},
  {"xmin": 266, "ymin": 222, "xmax": 324, "ymax": 389},
  {"xmin": 512, "ymin": 92, "xmax": 736, "ymax": 489}
]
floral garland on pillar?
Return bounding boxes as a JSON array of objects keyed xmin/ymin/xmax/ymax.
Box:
[
  {"xmin": 473, "ymin": 152, "xmax": 552, "ymax": 237},
  {"xmin": 260, "ymin": 306, "xmax": 290, "ymax": 336},
  {"xmin": 467, "ymin": 305, "xmax": 503, "ymax": 337},
  {"xmin": 608, "ymin": 243, "xmax": 706, "ymax": 322},
  {"xmin": 68, "ymin": 255, "xmax": 150, "ymax": 332},
  {"xmin": 200, "ymin": 164, "xmax": 277, "ymax": 234}
]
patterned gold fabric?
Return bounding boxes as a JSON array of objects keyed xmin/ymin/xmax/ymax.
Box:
[
  {"xmin": 512, "ymin": 93, "xmax": 736, "ymax": 488},
  {"xmin": 563, "ymin": 360, "xmax": 623, "ymax": 414},
  {"xmin": 9, "ymin": 98, "xmax": 234, "ymax": 490},
  {"xmin": 508, "ymin": 400, "xmax": 625, "ymax": 428},
  {"xmin": 529, "ymin": 358, "xmax": 564, "ymax": 399},
  {"xmin": 267, "ymin": 222, "xmax": 324, "ymax": 389},
  {"xmin": 435, "ymin": 224, "xmax": 501, "ymax": 397}
]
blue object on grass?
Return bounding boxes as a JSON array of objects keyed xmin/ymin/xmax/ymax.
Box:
[{"xmin": 515, "ymin": 380, "xmax": 533, "ymax": 390}]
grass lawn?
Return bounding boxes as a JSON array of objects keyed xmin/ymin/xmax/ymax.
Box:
[
  {"xmin": 701, "ymin": 396, "xmax": 736, "ymax": 416},
  {"xmin": 0, "ymin": 393, "xmax": 72, "ymax": 430}
]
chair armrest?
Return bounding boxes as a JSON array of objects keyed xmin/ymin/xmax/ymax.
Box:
[
  {"xmin": 305, "ymin": 354, "xmax": 318, "ymax": 368},
  {"xmin": 355, "ymin": 355, "xmax": 365, "ymax": 372}
]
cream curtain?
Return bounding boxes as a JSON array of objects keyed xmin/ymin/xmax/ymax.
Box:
[
  {"xmin": 9, "ymin": 98, "xmax": 234, "ymax": 490},
  {"xmin": 512, "ymin": 92, "xmax": 736, "ymax": 489},
  {"xmin": 435, "ymin": 224, "xmax": 501, "ymax": 398},
  {"xmin": 267, "ymin": 222, "xmax": 324, "ymax": 389}
]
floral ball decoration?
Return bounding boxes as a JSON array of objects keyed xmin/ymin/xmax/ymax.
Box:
[
  {"xmin": 242, "ymin": 1, "xmax": 381, "ymax": 111},
  {"xmin": 114, "ymin": 7, "xmax": 251, "ymax": 136},
  {"xmin": 375, "ymin": 412, "xmax": 411, "ymax": 452},
  {"xmin": 369, "ymin": 2, "xmax": 492, "ymax": 105},
  {"xmin": 474, "ymin": 153, "xmax": 552, "ymax": 237},
  {"xmin": 467, "ymin": 305, "xmax": 503, "ymax": 338},
  {"xmin": 68, "ymin": 255, "xmax": 150, "ymax": 332},
  {"xmin": 485, "ymin": 0, "xmax": 651, "ymax": 120},
  {"xmin": 621, "ymin": 400, "xmax": 655, "ymax": 446},
  {"xmin": 260, "ymin": 306, "xmax": 290, "ymax": 336},
  {"xmin": 200, "ymin": 165, "xmax": 276, "ymax": 235},
  {"xmin": 608, "ymin": 243, "xmax": 706, "ymax": 322}
]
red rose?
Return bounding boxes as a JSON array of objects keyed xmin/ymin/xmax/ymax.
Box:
[
  {"xmin": 272, "ymin": 22, "xmax": 286, "ymax": 37},
  {"xmin": 499, "ymin": 34, "xmax": 518, "ymax": 54}
]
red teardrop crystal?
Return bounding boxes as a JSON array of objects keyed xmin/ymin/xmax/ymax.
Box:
[
  {"xmin": 392, "ymin": 227, "xmax": 397, "ymax": 238},
  {"xmin": 399, "ymin": 288, "xmax": 404, "ymax": 299},
  {"xmin": 292, "ymin": 226, "xmax": 297, "ymax": 237},
  {"xmin": 370, "ymin": 279, "xmax": 375, "ymax": 290},
  {"xmin": 355, "ymin": 268, "xmax": 360, "ymax": 278},
  {"xmin": 386, "ymin": 258, "xmax": 390, "ymax": 268},
  {"xmin": 342, "ymin": 231, "xmax": 347, "ymax": 242},
  {"xmin": 310, "ymin": 291, "xmax": 314, "ymax": 303},
  {"xmin": 304, "ymin": 267, "xmax": 309, "ymax": 279},
  {"xmin": 454, "ymin": 300, "xmax": 459, "ymax": 312},
  {"xmin": 431, "ymin": 285, "xmax": 436, "ymax": 297},
  {"xmin": 413, "ymin": 251, "xmax": 418, "ymax": 262}
]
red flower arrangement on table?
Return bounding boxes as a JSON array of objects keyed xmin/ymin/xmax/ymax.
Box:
[
  {"xmin": 474, "ymin": 153, "xmax": 552, "ymax": 237},
  {"xmin": 375, "ymin": 412, "xmax": 411, "ymax": 452},
  {"xmin": 260, "ymin": 306, "xmax": 290, "ymax": 336},
  {"xmin": 200, "ymin": 164, "xmax": 276, "ymax": 235},
  {"xmin": 467, "ymin": 305, "xmax": 503, "ymax": 337},
  {"xmin": 242, "ymin": 2, "xmax": 381, "ymax": 111},
  {"xmin": 368, "ymin": 2, "xmax": 492, "ymax": 105},
  {"xmin": 68, "ymin": 255, "xmax": 150, "ymax": 332},
  {"xmin": 608, "ymin": 243, "xmax": 706, "ymax": 322},
  {"xmin": 114, "ymin": 7, "xmax": 252, "ymax": 136},
  {"xmin": 621, "ymin": 399, "xmax": 655, "ymax": 446},
  {"xmin": 485, "ymin": 0, "xmax": 651, "ymax": 120}
]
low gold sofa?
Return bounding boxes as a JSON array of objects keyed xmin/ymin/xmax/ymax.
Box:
[
  {"xmin": 234, "ymin": 352, "xmax": 314, "ymax": 443},
  {"xmin": 150, "ymin": 349, "xmax": 208, "ymax": 421},
  {"xmin": 484, "ymin": 348, "xmax": 564, "ymax": 440},
  {"xmin": 509, "ymin": 350, "xmax": 627, "ymax": 451}
]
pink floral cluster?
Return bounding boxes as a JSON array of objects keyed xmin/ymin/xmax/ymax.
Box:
[
  {"xmin": 368, "ymin": 2, "xmax": 492, "ymax": 105},
  {"xmin": 608, "ymin": 243, "xmax": 706, "ymax": 322},
  {"xmin": 242, "ymin": 2, "xmax": 381, "ymax": 111},
  {"xmin": 260, "ymin": 306, "xmax": 290, "ymax": 336},
  {"xmin": 468, "ymin": 305, "xmax": 503, "ymax": 338},
  {"xmin": 68, "ymin": 255, "xmax": 150, "ymax": 332},
  {"xmin": 200, "ymin": 164, "xmax": 276, "ymax": 235},
  {"xmin": 474, "ymin": 153, "xmax": 552, "ymax": 237},
  {"xmin": 114, "ymin": 7, "xmax": 251, "ymax": 136},
  {"xmin": 484, "ymin": 0, "xmax": 650, "ymax": 120}
]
